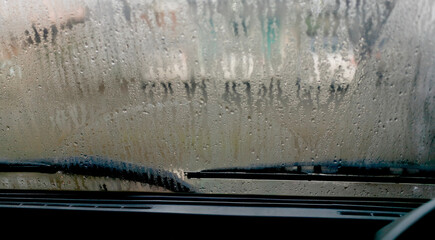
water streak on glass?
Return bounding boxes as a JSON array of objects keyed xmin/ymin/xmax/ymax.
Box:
[{"xmin": 0, "ymin": 0, "xmax": 433, "ymax": 182}]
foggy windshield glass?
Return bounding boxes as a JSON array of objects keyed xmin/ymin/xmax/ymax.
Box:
[{"xmin": 0, "ymin": 0, "xmax": 433, "ymax": 197}]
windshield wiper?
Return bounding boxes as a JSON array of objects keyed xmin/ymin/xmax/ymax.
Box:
[
  {"xmin": 186, "ymin": 161, "xmax": 435, "ymax": 184},
  {"xmin": 0, "ymin": 156, "xmax": 193, "ymax": 192}
]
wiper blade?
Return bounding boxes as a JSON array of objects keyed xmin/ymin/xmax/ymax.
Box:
[
  {"xmin": 0, "ymin": 156, "xmax": 193, "ymax": 192},
  {"xmin": 186, "ymin": 161, "xmax": 435, "ymax": 184}
]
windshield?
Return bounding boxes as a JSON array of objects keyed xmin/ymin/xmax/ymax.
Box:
[{"xmin": 0, "ymin": 0, "xmax": 433, "ymax": 198}]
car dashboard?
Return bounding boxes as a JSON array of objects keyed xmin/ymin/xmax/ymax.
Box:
[{"xmin": 0, "ymin": 190, "xmax": 432, "ymax": 239}]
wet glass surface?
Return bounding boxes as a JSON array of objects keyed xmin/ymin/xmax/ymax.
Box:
[{"xmin": 0, "ymin": 0, "xmax": 433, "ymax": 196}]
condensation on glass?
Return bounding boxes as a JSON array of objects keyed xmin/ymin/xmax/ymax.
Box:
[{"xmin": 0, "ymin": 1, "xmax": 433, "ymax": 194}]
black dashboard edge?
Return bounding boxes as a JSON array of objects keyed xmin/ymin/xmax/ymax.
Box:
[{"xmin": 0, "ymin": 190, "xmax": 430, "ymax": 239}]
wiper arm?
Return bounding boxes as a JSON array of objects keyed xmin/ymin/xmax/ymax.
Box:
[
  {"xmin": 0, "ymin": 156, "xmax": 194, "ymax": 192},
  {"xmin": 186, "ymin": 161, "xmax": 435, "ymax": 184}
]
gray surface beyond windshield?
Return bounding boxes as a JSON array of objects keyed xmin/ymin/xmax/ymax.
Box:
[{"xmin": 0, "ymin": 0, "xmax": 433, "ymax": 196}]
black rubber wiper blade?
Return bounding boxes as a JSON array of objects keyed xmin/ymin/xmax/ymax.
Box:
[
  {"xmin": 0, "ymin": 157, "xmax": 194, "ymax": 192},
  {"xmin": 0, "ymin": 161, "xmax": 58, "ymax": 173},
  {"xmin": 185, "ymin": 161, "xmax": 435, "ymax": 184},
  {"xmin": 186, "ymin": 171, "xmax": 435, "ymax": 184}
]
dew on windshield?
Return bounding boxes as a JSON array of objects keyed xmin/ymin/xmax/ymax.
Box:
[{"xmin": 0, "ymin": 0, "xmax": 433, "ymax": 194}]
